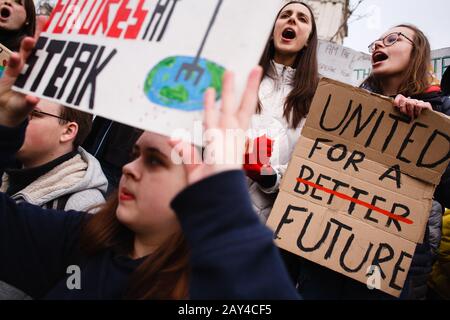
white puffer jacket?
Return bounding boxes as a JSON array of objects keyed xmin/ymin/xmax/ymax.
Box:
[{"xmin": 248, "ymin": 61, "xmax": 306, "ymax": 222}]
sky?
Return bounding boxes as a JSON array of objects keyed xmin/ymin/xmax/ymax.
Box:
[{"xmin": 343, "ymin": 0, "xmax": 450, "ymax": 52}]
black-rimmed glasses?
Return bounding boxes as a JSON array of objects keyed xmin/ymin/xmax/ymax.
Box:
[
  {"xmin": 28, "ymin": 110, "xmax": 68, "ymax": 122},
  {"xmin": 368, "ymin": 32, "xmax": 415, "ymax": 53}
]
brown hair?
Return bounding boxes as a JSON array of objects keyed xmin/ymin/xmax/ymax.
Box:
[
  {"xmin": 22, "ymin": 0, "xmax": 36, "ymax": 36},
  {"xmin": 59, "ymin": 107, "xmax": 93, "ymax": 148},
  {"xmin": 79, "ymin": 194, "xmax": 190, "ymax": 300},
  {"xmin": 258, "ymin": 1, "xmax": 319, "ymax": 129},
  {"xmin": 361, "ymin": 24, "xmax": 432, "ymax": 97}
]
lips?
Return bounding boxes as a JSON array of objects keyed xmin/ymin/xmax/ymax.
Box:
[
  {"xmin": 281, "ymin": 27, "xmax": 296, "ymax": 40},
  {"xmin": 372, "ymin": 51, "xmax": 389, "ymax": 64},
  {"xmin": 119, "ymin": 188, "xmax": 135, "ymax": 201},
  {"xmin": 0, "ymin": 7, "xmax": 11, "ymax": 19}
]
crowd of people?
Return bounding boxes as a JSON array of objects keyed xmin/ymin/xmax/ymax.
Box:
[{"xmin": 0, "ymin": 0, "xmax": 448, "ymax": 300}]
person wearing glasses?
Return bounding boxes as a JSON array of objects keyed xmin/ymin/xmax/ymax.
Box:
[
  {"xmin": 286, "ymin": 25, "xmax": 449, "ymax": 301},
  {"xmin": 362, "ymin": 24, "xmax": 450, "ymax": 208},
  {"xmin": 360, "ymin": 24, "xmax": 450, "ymax": 300},
  {"xmin": 0, "ymin": 99, "xmax": 107, "ymax": 213},
  {"xmin": 0, "ymin": 99, "xmax": 109, "ymax": 299}
]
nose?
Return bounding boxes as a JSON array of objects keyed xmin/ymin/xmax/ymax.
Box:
[
  {"xmin": 373, "ymin": 39, "xmax": 384, "ymax": 50},
  {"xmin": 122, "ymin": 158, "xmax": 141, "ymax": 181},
  {"xmin": 287, "ymin": 15, "xmax": 296, "ymax": 25}
]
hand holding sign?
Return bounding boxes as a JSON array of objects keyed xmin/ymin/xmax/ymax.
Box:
[
  {"xmin": 0, "ymin": 16, "xmax": 47, "ymax": 127},
  {"xmin": 171, "ymin": 67, "xmax": 263, "ymax": 186},
  {"xmin": 394, "ymin": 94, "xmax": 433, "ymax": 119}
]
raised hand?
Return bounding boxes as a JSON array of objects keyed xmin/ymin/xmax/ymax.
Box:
[
  {"xmin": 171, "ymin": 66, "xmax": 263, "ymax": 185},
  {"xmin": 0, "ymin": 16, "xmax": 47, "ymax": 127}
]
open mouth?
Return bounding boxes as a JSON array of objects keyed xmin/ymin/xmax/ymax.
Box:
[
  {"xmin": 0, "ymin": 7, "xmax": 11, "ymax": 19},
  {"xmin": 372, "ymin": 52, "xmax": 388, "ymax": 64},
  {"xmin": 282, "ymin": 28, "xmax": 296, "ymax": 40}
]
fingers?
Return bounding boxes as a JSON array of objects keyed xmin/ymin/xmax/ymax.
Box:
[
  {"xmin": 405, "ymin": 100, "xmax": 415, "ymax": 119},
  {"xmin": 413, "ymin": 101, "xmax": 420, "ymax": 118},
  {"xmin": 35, "ymin": 15, "xmax": 48, "ymax": 40},
  {"xmin": 394, "ymin": 95, "xmax": 431, "ymax": 119},
  {"xmin": 3, "ymin": 52, "xmax": 22, "ymax": 80},
  {"xmin": 220, "ymin": 71, "xmax": 236, "ymax": 116},
  {"xmin": 238, "ymin": 66, "xmax": 263, "ymax": 130},
  {"xmin": 14, "ymin": 16, "xmax": 45, "ymax": 76},
  {"xmin": 3, "ymin": 36, "xmax": 36, "ymax": 80},
  {"xmin": 169, "ymin": 139, "xmax": 202, "ymax": 179},
  {"xmin": 203, "ymin": 88, "xmax": 218, "ymax": 131},
  {"xmin": 25, "ymin": 95, "xmax": 40, "ymax": 109},
  {"xmin": 19, "ymin": 36, "xmax": 37, "ymax": 64},
  {"xmin": 394, "ymin": 94, "xmax": 408, "ymax": 116}
]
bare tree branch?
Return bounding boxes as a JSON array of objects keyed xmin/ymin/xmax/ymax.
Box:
[{"xmin": 329, "ymin": 0, "xmax": 367, "ymax": 43}]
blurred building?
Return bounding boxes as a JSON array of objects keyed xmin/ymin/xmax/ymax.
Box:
[
  {"xmin": 35, "ymin": 0, "xmax": 56, "ymax": 16},
  {"xmin": 285, "ymin": 0, "xmax": 350, "ymax": 44}
]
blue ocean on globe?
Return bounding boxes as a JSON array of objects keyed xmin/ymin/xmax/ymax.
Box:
[{"xmin": 144, "ymin": 56, "xmax": 225, "ymax": 112}]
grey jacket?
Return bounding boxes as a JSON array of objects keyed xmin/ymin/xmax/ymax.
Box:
[{"xmin": 1, "ymin": 147, "xmax": 108, "ymax": 212}]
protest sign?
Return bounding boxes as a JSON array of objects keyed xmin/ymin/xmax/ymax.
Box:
[
  {"xmin": 317, "ymin": 40, "xmax": 371, "ymax": 86},
  {"xmin": 13, "ymin": 0, "xmax": 280, "ymax": 143},
  {"xmin": 267, "ymin": 78, "xmax": 450, "ymax": 297}
]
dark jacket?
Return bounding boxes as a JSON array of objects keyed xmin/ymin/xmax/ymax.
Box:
[
  {"xmin": 0, "ymin": 121, "xmax": 298, "ymax": 299},
  {"xmin": 282, "ymin": 85, "xmax": 450, "ymax": 300},
  {"xmin": 414, "ymin": 89, "xmax": 450, "ymax": 210},
  {"xmin": 441, "ymin": 67, "xmax": 450, "ymax": 96}
]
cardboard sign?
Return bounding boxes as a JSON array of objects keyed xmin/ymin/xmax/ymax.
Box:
[
  {"xmin": 0, "ymin": 42, "xmax": 11, "ymax": 78},
  {"xmin": 12, "ymin": 0, "xmax": 280, "ymax": 143},
  {"xmin": 267, "ymin": 78, "xmax": 450, "ymax": 297},
  {"xmin": 317, "ymin": 40, "xmax": 372, "ymax": 86}
]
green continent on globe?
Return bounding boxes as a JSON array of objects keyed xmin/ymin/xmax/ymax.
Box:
[
  {"xmin": 205, "ymin": 61, "xmax": 225, "ymax": 93},
  {"xmin": 144, "ymin": 57, "xmax": 176, "ymax": 92},
  {"xmin": 159, "ymin": 85, "xmax": 189, "ymax": 103}
]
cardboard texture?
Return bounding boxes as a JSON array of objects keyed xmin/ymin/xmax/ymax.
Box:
[
  {"xmin": 270, "ymin": 192, "xmax": 416, "ymax": 298},
  {"xmin": 302, "ymin": 78, "xmax": 450, "ymax": 185},
  {"xmin": 267, "ymin": 78, "xmax": 450, "ymax": 297}
]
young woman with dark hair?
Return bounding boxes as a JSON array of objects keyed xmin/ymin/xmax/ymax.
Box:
[
  {"xmin": 0, "ymin": 0, "xmax": 36, "ymax": 51},
  {"xmin": 245, "ymin": 1, "xmax": 319, "ymax": 222}
]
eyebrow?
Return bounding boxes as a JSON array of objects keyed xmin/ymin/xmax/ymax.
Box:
[
  {"xmin": 145, "ymin": 147, "xmax": 168, "ymax": 159},
  {"xmin": 281, "ymin": 9, "xmax": 310, "ymax": 19},
  {"xmin": 298, "ymin": 12, "xmax": 309, "ymax": 20},
  {"xmin": 134, "ymin": 145, "xmax": 169, "ymax": 159}
]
